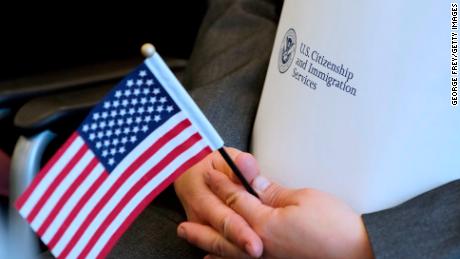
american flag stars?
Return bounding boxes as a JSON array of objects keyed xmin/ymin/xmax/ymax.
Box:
[{"xmin": 79, "ymin": 65, "xmax": 179, "ymax": 172}]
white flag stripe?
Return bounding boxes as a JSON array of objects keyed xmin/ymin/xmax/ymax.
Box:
[
  {"xmin": 88, "ymin": 140, "xmax": 207, "ymax": 258},
  {"xmin": 31, "ymin": 150, "xmax": 95, "ymax": 230},
  {"xmin": 42, "ymin": 164, "xmax": 105, "ymax": 243},
  {"xmin": 52, "ymin": 113, "xmax": 189, "ymax": 255},
  {"xmin": 49, "ymin": 111, "xmax": 184, "ymax": 252},
  {"xmin": 109, "ymin": 112, "xmax": 186, "ymax": 180},
  {"xmin": 19, "ymin": 137, "xmax": 84, "ymax": 216},
  {"xmin": 66, "ymin": 124, "xmax": 197, "ymax": 258}
]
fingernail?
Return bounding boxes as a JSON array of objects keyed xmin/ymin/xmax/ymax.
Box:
[
  {"xmin": 239, "ymin": 153, "xmax": 258, "ymax": 174},
  {"xmin": 252, "ymin": 176, "xmax": 270, "ymax": 193},
  {"xmin": 177, "ymin": 225, "xmax": 186, "ymax": 238},
  {"xmin": 245, "ymin": 242, "xmax": 261, "ymax": 258}
]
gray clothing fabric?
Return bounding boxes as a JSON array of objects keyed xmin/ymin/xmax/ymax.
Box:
[
  {"xmin": 184, "ymin": 0, "xmax": 281, "ymax": 151},
  {"xmin": 363, "ymin": 180, "xmax": 460, "ymax": 258}
]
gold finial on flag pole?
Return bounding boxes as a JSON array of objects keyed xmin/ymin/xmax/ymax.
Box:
[{"xmin": 141, "ymin": 43, "xmax": 156, "ymax": 58}]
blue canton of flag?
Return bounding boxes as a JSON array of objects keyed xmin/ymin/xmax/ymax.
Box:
[
  {"xmin": 79, "ymin": 64, "xmax": 180, "ymax": 172},
  {"xmin": 16, "ymin": 53, "xmax": 224, "ymax": 259}
]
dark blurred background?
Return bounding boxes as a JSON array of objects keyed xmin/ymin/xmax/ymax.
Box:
[
  {"xmin": 0, "ymin": 3, "xmax": 207, "ymax": 81},
  {"xmin": 0, "ymin": 2, "xmax": 208, "ymax": 148}
]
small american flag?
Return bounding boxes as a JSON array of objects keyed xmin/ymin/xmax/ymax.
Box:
[{"xmin": 15, "ymin": 53, "xmax": 223, "ymax": 259}]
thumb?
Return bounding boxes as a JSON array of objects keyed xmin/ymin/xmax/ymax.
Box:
[{"xmin": 252, "ymin": 176, "xmax": 296, "ymax": 207}]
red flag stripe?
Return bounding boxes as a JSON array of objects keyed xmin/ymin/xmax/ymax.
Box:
[
  {"xmin": 77, "ymin": 132, "xmax": 202, "ymax": 258},
  {"xmin": 54, "ymin": 119, "xmax": 191, "ymax": 256},
  {"xmin": 36, "ymin": 157, "xmax": 99, "ymax": 236},
  {"xmin": 15, "ymin": 132, "xmax": 78, "ymax": 210},
  {"xmin": 48, "ymin": 119, "xmax": 190, "ymax": 251},
  {"xmin": 40, "ymin": 163, "xmax": 105, "ymax": 244},
  {"xmin": 26, "ymin": 144, "xmax": 89, "ymax": 223},
  {"xmin": 97, "ymin": 146, "xmax": 212, "ymax": 259},
  {"xmin": 47, "ymin": 170, "xmax": 108, "ymax": 249}
]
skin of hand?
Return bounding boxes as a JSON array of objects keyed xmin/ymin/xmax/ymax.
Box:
[
  {"xmin": 174, "ymin": 148, "xmax": 264, "ymax": 258},
  {"xmin": 178, "ymin": 153, "xmax": 375, "ymax": 259}
]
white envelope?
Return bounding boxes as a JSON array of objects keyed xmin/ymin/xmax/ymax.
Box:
[{"xmin": 252, "ymin": 0, "xmax": 460, "ymax": 213}]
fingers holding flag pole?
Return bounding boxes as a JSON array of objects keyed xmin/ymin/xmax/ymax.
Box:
[
  {"xmin": 141, "ymin": 43, "xmax": 258, "ymax": 198},
  {"xmin": 218, "ymin": 148, "xmax": 259, "ymax": 198}
]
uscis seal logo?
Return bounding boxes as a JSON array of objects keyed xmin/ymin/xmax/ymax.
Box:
[{"xmin": 278, "ymin": 28, "xmax": 297, "ymax": 73}]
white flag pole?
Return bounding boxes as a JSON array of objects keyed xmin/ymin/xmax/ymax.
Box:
[{"xmin": 140, "ymin": 43, "xmax": 257, "ymax": 198}]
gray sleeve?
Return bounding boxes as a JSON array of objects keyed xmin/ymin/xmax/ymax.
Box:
[
  {"xmin": 363, "ymin": 180, "xmax": 460, "ymax": 259},
  {"xmin": 183, "ymin": 0, "xmax": 282, "ymax": 151}
]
